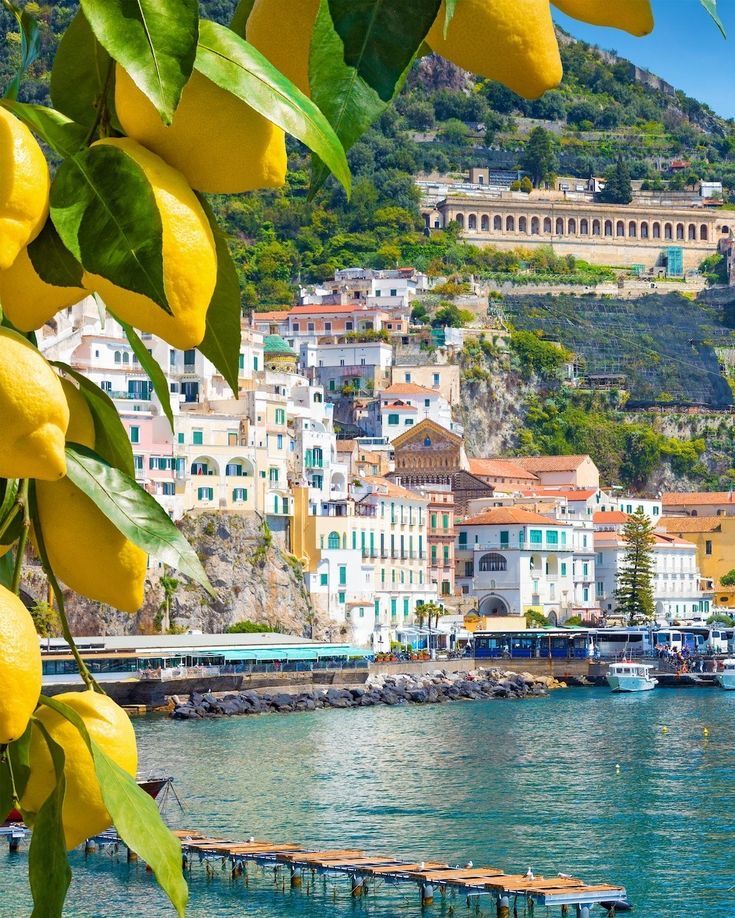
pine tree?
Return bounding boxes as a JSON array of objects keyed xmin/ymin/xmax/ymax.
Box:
[
  {"xmin": 600, "ymin": 154, "xmax": 633, "ymax": 204},
  {"xmin": 522, "ymin": 127, "xmax": 558, "ymax": 187},
  {"xmin": 615, "ymin": 509, "xmax": 656, "ymax": 625}
]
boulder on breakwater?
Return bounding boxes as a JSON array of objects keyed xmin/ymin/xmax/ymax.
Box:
[{"xmin": 169, "ymin": 669, "xmax": 566, "ymax": 720}]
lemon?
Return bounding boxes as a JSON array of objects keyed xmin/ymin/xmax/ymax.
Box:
[
  {"xmin": 0, "ymin": 107, "xmax": 50, "ymax": 271},
  {"xmin": 246, "ymin": 0, "xmax": 320, "ymax": 96},
  {"xmin": 35, "ymin": 377, "xmax": 147, "ymax": 613},
  {"xmin": 83, "ymin": 138, "xmax": 217, "ymax": 350},
  {"xmin": 21, "ymin": 691, "xmax": 137, "ymax": 850},
  {"xmin": 0, "ymin": 585, "xmax": 42, "ymax": 744},
  {"xmin": 0, "ymin": 328, "xmax": 68, "ymax": 481},
  {"xmin": 427, "ymin": 0, "xmax": 562, "ymax": 99},
  {"xmin": 0, "ymin": 246, "xmax": 86, "ymax": 332},
  {"xmin": 552, "ymin": 0, "xmax": 654, "ymax": 36},
  {"xmin": 115, "ymin": 66, "xmax": 287, "ymax": 194}
]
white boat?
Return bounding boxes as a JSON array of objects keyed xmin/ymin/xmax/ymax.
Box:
[
  {"xmin": 607, "ymin": 661, "xmax": 658, "ymax": 693},
  {"xmin": 715, "ymin": 658, "xmax": 735, "ymax": 690}
]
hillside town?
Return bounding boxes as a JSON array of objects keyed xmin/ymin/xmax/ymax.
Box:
[{"xmin": 38, "ymin": 265, "xmax": 734, "ymax": 651}]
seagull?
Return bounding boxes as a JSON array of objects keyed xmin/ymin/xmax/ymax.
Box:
[
  {"xmin": 248, "ymin": 836, "xmax": 255, "ymax": 843},
  {"xmin": 558, "ymin": 873, "xmax": 573, "ymax": 880},
  {"xmin": 525, "ymin": 867, "xmax": 535, "ymax": 880},
  {"xmin": 464, "ymin": 861, "xmax": 473, "ymax": 869}
]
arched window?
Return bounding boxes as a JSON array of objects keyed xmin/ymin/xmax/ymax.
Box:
[
  {"xmin": 531, "ymin": 217, "xmax": 540, "ymax": 235},
  {"xmin": 506, "ymin": 215, "xmax": 515, "ymax": 232},
  {"xmin": 592, "ymin": 219, "xmax": 601, "ymax": 236},
  {"xmin": 604, "ymin": 220, "xmax": 613, "ymax": 237},
  {"xmin": 519, "ymin": 216, "xmax": 527, "ymax": 233},
  {"xmin": 122, "ymin": 352, "xmax": 130, "ymax": 364},
  {"xmin": 640, "ymin": 222, "xmax": 649, "ymax": 239},
  {"xmin": 628, "ymin": 221, "xmax": 637, "ymax": 237},
  {"xmin": 455, "ymin": 213, "xmax": 464, "ymax": 229},
  {"xmin": 423, "ymin": 436, "xmax": 432, "ymax": 447},
  {"xmin": 700, "ymin": 224, "xmax": 709, "ymax": 241},
  {"xmin": 468, "ymin": 213, "xmax": 477, "ymax": 230},
  {"xmin": 555, "ymin": 217, "xmax": 564, "ymax": 235},
  {"xmin": 543, "ymin": 217, "xmax": 552, "ymax": 233},
  {"xmin": 568, "ymin": 218, "xmax": 577, "ymax": 235},
  {"xmin": 481, "ymin": 214, "xmax": 489, "ymax": 231},
  {"xmin": 114, "ymin": 352, "xmax": 121, "ymax": 364},
  {"xmin": 314, "ymin": 392, "xmax": 323, "ymax": 403},
  {"xmin": 616, "ymin": 221, "xmax": 625, "ymax": 237},
  {"xmin": 580, "ymin": 218, "xmax": 589, "ymax": 235},
  {"xmin": 479, "ymin": 552, "xmax": 507, "ymax": 572},
  {"xmin": 493, "ymin": 215, "xmax": 502, "ymax": 231},
  {"xmin": 676, "ymin": 223, "xmax": 685, "ymax": 240},
  {"xmin": 327, "ymin": 531, "xmax": 341, "ymax": 550},
  {"xmin": 653, "ymin": 222, "xmax": 661, "ymax": 239}
]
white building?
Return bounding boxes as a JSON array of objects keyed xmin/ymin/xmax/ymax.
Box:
[
  {"xmin": 299, "ymin": 340, "xmax": 393, "ymax": 395},
  {"xmin": 367, "ymin": 383, "xmax": 461, "ymax": 442}
]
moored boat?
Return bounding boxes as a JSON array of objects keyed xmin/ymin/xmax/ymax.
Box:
[
  {"xmin": 715, "ymin": 658, "xmax": 735, "ymax": 690},
  {"xmin": 607, "ymin": 661, "xmax": 658, "ymax": 693}
]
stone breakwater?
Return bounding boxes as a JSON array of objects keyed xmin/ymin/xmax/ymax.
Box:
[{"xmin": 169, "ymin": 669, "xmax": 566, "ymax": 720}]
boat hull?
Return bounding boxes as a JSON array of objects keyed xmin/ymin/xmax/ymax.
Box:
[
  {"xmin": 715, "ymin": 674, "xmax": 735, "ymax": 690},
  {"xmin": 607, "ymin": 675, "xmax": 658, "ymax": 693}
]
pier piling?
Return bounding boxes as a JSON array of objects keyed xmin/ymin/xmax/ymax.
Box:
[
  {"xmin": 421, "ymin": 881, "xmax": 434, "ymax": 905},
  {"xmin": 497, "ymin": 893, "xmax": 510, "ymax": 917}
]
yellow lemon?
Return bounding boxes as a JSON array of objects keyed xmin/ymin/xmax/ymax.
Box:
[
  {"xmin": 552, "ymin": 0, "xmax": 653, "ymax": 36},
  {"xmin": 0, "ymin": 328, "xmax": 68, "ymax": 480},
  {"xmin": 35, "ymin": 378, "xmax": 147, "ymax": 612},
  {"xmin": 0, "ymin": 585, "xmax": 42, "ymax": 744},
  {"xmin": 427, "ymin": 0, "xmax": 562, "ymax": 99},
  {"xmin": 0, "ymin": 107, "xmax": 49, "ymax": 271},
  {"xmin": 246, "ymin": 0, "xmax": 320, "ymax": 96},
  {"xmin": 115, "ymin": 65, "xmax": 287, "ymax": 194},
  {"xmin": 83, "ymin": 138, "xmax": 217, "ymax": 350},
  {"xmin": 0, "ymin": 245, "xmax": 86, "ymax": 332},
  {"xmin": 21, "ymin": 691, "xmax": 137, "ymax": 849}
]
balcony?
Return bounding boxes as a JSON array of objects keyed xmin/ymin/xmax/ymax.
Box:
[
  {"xmin": 355, "ymin": 503, "xmax": 377, "ymax": 518},
  {"xmin": 461, "ymin": 539, "xmax": 572, "ymax": 553}
]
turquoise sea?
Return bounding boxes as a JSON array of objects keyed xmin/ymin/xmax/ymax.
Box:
[{"xmin": 2, "ymin": 687, "xmax": 734, "ymax": 916}]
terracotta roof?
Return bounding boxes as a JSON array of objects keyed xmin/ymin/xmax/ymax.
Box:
[
  {"xmin": 541, "ymin": 488, "xmax": 598, "ymax": 501},
  {"xmin": 515, "ymin": 455, "xmax": 591, "ymax": 472},
  {"xmin": 384, "ymin": 401, "xmax": 417, "ymax": 411},
  {"xmin": 336, "ymin": 440, "xmax": 356, "ymax": 452},
  {"xmin": 658, "ymin": 516, "xmax": 723, "ymax": 533},
  {"xmin": 594, "ymin": 530, "xmax": 694, "ymax": 548},
  {"xmin": 662, "ymin": 491, "xmax": 735, "ymax": 506},
  {"xmin": 252, "ymin": 311, "xmax": 289, "ymax": 322},
  {"xmin": 289, "ymin": 304, "xmax": 379, "ymax": 316},
  {"xmin": 593, "ymin": 511, "xmax": 629, "ymax": 524},
  {"xmin": 361, "ymin": 476, "xmax": 426, "ymax": 501},
  {"xmin": 468, "ymin": 458, "xmax": 538, "ymax": 481},
  {"xmin": 381, "ymin": 382, "xmax": 440, "ymax": 398},
  {"xmin": 460, "ymin": 507, "xmax": 566, "ymax": 527}
]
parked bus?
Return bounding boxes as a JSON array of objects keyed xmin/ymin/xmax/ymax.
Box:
[{"xmin": 592, "ymin": 630, "xmax": 652, "ymax": 658}]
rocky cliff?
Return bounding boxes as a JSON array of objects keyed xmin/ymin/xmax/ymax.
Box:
[{"xmin": 23, "ymin": 511, "xmax": 328, "ymax": 639}]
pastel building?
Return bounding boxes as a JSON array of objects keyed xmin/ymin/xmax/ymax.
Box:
[
  {"xmin": 300, "ymin": 340, "xmax": 393, "ymax": 395},
  {"xmin": 659, "ymin": 515, "xmax": 735, "ymax": 609},
  {"xmin": 367, "ymin": 383, "xmax": 461, "ymax": 442}
]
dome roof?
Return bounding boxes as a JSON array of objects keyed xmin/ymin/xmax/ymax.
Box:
[{"xmin": 263, "ymin": 334, "xmax": 297, "ymax": 357}]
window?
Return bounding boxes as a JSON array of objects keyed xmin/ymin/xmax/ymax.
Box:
[
  {"xmin": 458, "ymin": 531, "xmax": 467, "ymax": 548},
  {"xmin": 339, "ymin": 565, "xmax": 347, "ymax": 586},
  {"xmin": 253, "ymin": 356, "xmax": 259, "ymax": 371},
  {"xmin": 228, "ymin": 432, "xmax": 238, "ymax": 446},
  {"xmin": 465, "ymin": 561, "xmax": 474, "ymax": 577},
  {"xmin": 320, "ymin": 573, "xmax": 328, "ymax": 586},
  {"xmin": 193, "ymin": 430, "xmax": 203, "ymax": 446},
  {"xmin": 529, "ymin": 529, "xmax": 542, "ymax": 545},
  {"xmin": 706, "ymin": 540, "xmax": 713, "ymax": 555},
  {"xmin": 269, "ymin": 468, "xmax": 279, "ymax": 483},
  {"xmin": 327, "ymin": 532, "xmax": 341, "ymax": 550},
  {"xmin": 404, "ymin": 373, "xmax": 411, "ymax": 383},
  {"xmin": 433, "ymin": 373, "xmax": 440, "ymax": 386},
  {"xmin": 162, "ymin": 483, "xmax": 175, "ymax": 496},
  {"xmin": 388, "ymin": 414, "xmax": 400, "ymax": 425},
  {"xmin": 403, "ymin": 598, "xmax": 409, "ymax": 617},
  {"xmin": 275, "ymin": 408, "xmax": 285, "ymax": 425},
  {"xmin": 479, "ymin": 553, "xmax": 507, "ymax": 572},
  {"xmin": 238, "ymin": 354, "xmax": 245, "ymax": 371},
  {"xmin": 232, "ymin": 488, "xmax": 247, "ymax": 502},
  {"xmin": 442, "ymin": 514, "xmax": 449, "ymax": 530},
  {"xmin": 424, "ymin": 399, "xmax": 430, "ymax": 407},
  {"xmin": 197, "ymin": 487, "xmax": 214, "ymax": 501},
  {"xmin": 431, "ymin": 513, "xmax": 437, "ymax": 529},
  {"xmin": 177, "ymin": 433, "xmax": 184, "ymax": 444},
  {"xmin": 596, "ymin": 581, "xmax": 604, "ymax": 598},
  {"xmin": 338, "ymin": 592, "xmax": 345, "ymax": 604},
  {"xmin": 133, "ymin": 455, "xmax": 143, "ymax": 471},
  {"xmin": 374, "ymin": 599, "xmax": 380, "ymax": 618},
  {"xmin": 583, "ymin": 587, "xmax": 590, "ymax": 602},
  {"xmin": 390, "ymin": 598, "xmax": 397, "ymax": 618},
  {"xmin": 325, "ymin": 322, "xmax": 331, "ymax": 332},
  {"xmin": 561, "ymin": 562, "xmax": 567, "ymax": 576},
  {"xmin": 547, "ymin": 530, "xmax": 558, "ymax": 545},
  {"xmin": 129, "ymin": 426, "xmax": 139, "ymax": 444},
  {"xmin": 277, "ymin": 434, "xmax": 284, "ymax": 450}
]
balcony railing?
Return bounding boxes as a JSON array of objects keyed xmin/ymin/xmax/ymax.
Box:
[{"xmin": 458, "ymin": 539, "xmax": 572, "ymax": 553}]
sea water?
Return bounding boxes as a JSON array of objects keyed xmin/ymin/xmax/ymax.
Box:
[{"xmin": 1, "ymin": 687, "xmax": 734, "ymax": 917}]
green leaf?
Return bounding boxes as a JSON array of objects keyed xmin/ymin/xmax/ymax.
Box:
[
  {"xmin": 444, "ymin": 0, "xmax": 457, "ymax": 37},
  {"xmin": 0, "ymin": 478, "xmax": 18, "ymax": 523},
  {"xmin": 700, "ymin": 0, "xmax": 726, "ymax": 36},
  {"xmin": 195, "ymin": 19, "xmax": 351, "ymax": 194},
  {"xmin": 327, "ymin": 0, "xmax": 440, "ymax": 102},
  {"xmin": 27, "ymin": 221, "xmax": 84, "ymax": 289},
  {"xmin": 0, "ymin": 553, "xmax": 12, "ymax": 589},
  {"xmin": 1, "ymin": 0, "xmax": 41, "ymax": 100},
  {"xmin": 120, "ymin": 322, "xmax": 174, "ymax": 429},
  {"xmin": 52, "ymin": 363, "xmax": 135, "ymax": 476},
  {"xmin": 230, "ymin": 0, "xmax": 257, "ymax": 33},
  {"xmin": 196, "ymin": 196, "xmax": 242, "ymax": 395},
  {"xmin": 50, "ymin": 144, "xmax": 171, "ymax": 316},
  {"xmin": 0, "ymin": 756, "xmax": 12, "ymax": 821},
  {"xmin": 50, "ymin": 9, "xmax": 113, "ymax": 130},
  {"xmin": 80, "ymin": 0, "xmax": 199, "ymax": 124},
  {"xmin": 28, "ymin": 723, "xmax": 71, "ymax": 918},
  {"xmin": 39, "ymin": 695, "xmax": 188, "ymax": 917},
  {"xmin": 7, "ymin": 721, "xmax": 32, "ymax": 801},
  {"xmin": 64, "ymin": 445, "xmax": 214, "ymax": 594},
  {"xmin": 0, "ymin": 100, "xmax": 88, "ymax": 158}
]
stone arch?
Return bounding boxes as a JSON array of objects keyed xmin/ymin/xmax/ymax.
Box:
[
  {"xmin": 676, "ymin": 223, "xmax": 685, "ymax": 240},
  {"xmin": 531, "ymin": 216, "xmax": 540, "ymax": 235},
  {"xmin": 653, "ymin": 222, "xmax": 661, "ymax": 239},
  {"xmin": 455, "ymin": 213, "xmax": 464, "ymax": 229},
  {"xmin": 592, "ymin": 219, "xmax": 601, "ymax": 236},
  {"xmin": 543, "ymin": 217, "xmax": 552, "ymax": 233},
  {"xmin": 555, "ymin": 217, "xmax": 564, "ymax": 235},
  {"xmin": 330, "ymin": 471, "xmax": 346, "ymax": 493},
  {"xmin": 604, "ymin": 220, "xmax": 613, "ymax": 237},
  {"xmin": 478, "ymin": 552, "xmax": 507, "ymax": 572},
  {"xmin": 493, "ymin": 215, "xmax": 502, "ymax": 231},
  {"xmin": 506, "ymin": 215, "xmax": 515, "ymax": 232},
  {"xmin": 664, "ymin": 222, "xmax": 673, "ymax": 240},
  {"xmin": 468, "ymin": 213, "xmax": 477, "ymax": 230},
  {"xmin": 628, "ymin": 221, "xmax": 637, "ymax": 237},
  {"xmin": 547, "ymin": 610, "xmax": 558, "ymax": 626},
  {"xmin": 191, "ymin": 456, "xmax": 219, "ymax": 476},
  {"xmin": 481, "ymin": 214, "xmax": 489, "ymax": 231},
  {"xmin": 688, "ymin": 223, "xmax": 697, "ymax": 240},
  {"xmin": 700, "ymin": 224, "xmax": 709, "ymax": 241},
  {"xmin": 479, "ymin": 595, "xmax": 510, "ymax": 617},
  {"xmin": 225, "ymin": 458, "xmax": 254, "ymax": 477},
  {"xmin": 519, "ymin": 215, "xmax": 528, "ymax": 233},
  {"xmin": 580, "ymin": 218, "xmax": 588, "ymax": 235},
  {"xmin": 641, "ymin": 222, "xmax": 649, "ymax": 239},
  {"xmin": 616, "ymin": 220, "xmax": 625, "ymax": 237},
  {"xmin": 568, "ymin": 218, "xmax": 577, "ymax": 235}
]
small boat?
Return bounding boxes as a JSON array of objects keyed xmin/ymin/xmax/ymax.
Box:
[
  {"xmin": 607, "ymin": 661, "xmax": 658, "ymax": 693},
  {"xmin": 715, "ymin": 658, "xmax": 735, "ymax": 690}
]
